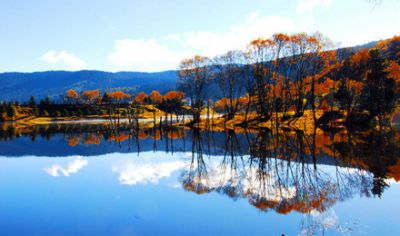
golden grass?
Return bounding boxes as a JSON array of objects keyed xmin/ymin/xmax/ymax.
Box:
[{"xmin": 181, "ymin": 110, "xmax": 326, "ymax": 135}]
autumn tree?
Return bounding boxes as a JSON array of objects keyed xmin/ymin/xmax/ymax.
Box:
[
  {"xmin": 173, "ymin": 33, "xmax": 399, "ymax": 128},
  {"xmin": 108, "ymin": 91, "xmax": 131, "ymax": 124},
  {"xmin": 178, "ymin": 55, "xmax": 211, "ymax": 124},
  {"xmin": 149, "ymin": 90, "xmax": 163, "ymax": 104},
  {"xmin": 66, "ymin": 89, "xmax": 79, "ymax": 104},
  {"xmin": 247, "ymin": 37, "xmax": 276, "ymax": 121},
  {"xmin": 379, "ymin": 36, "xmax": 400, "ymax": 97},
  {"xmin": 108, "ymin": 91, "xmax": 130, "ymax": 102},
  {"xmin": 271, "ymin": 33, "xmax": 291, "ymax": 121},
  {"xmin": 159, "ymin": 91, "xmax": 185, "ymax": 114},
  {"xmin": 82, "ymin": 89, "xmax": 100, "ymax": 104},
  {"xmin": 134, "ymin": 92, "xmax": 148, "ymax": 104},
  {"xmin": 213, "ymin": 50, "xmax": 245, "ymax": 120},
  {"xmin": 287, "ymin": 33, "xmax": 316, "ymax": 118},
  {"xmin": 377, "ymin": 35, "xmax": 400, "ymax": 63},
  {"xmin": 164, "ymin": 91, "xmax": 184, "ymax": 101}
]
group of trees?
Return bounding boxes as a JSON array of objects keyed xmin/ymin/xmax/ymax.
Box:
[
  {"xmin": 0, "ymin": 102, "xmax": 18, "ymax": 120},
  {"xmin": 0, "ymin": 88, "xmax": 187, "ymax": 122},
  {"xmin": 1, "ymin": 33, "xmax": 398, "ymax": 129},
  {"xmin": 0, "ymin": 89, "xmax": 184, "ymax": 121},
  {"xmin": 0, "ymin": 96, "xmax": 55, "ymax": 120},
  {"xmin": 65, "ymin": 89, "xmax": 184, "ymax": 106},
  {"xmin": 178, "ymin": 33, "xmax": 399, "ymax": 128},
  {"xmin": 0, "ymin": 86, "xmax": 188, "ymax": 125}
]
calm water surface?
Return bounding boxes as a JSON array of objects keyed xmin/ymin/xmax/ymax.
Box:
[{"xmin": 0, "ymin": 123, "xmax": 399, "ymax": 235}]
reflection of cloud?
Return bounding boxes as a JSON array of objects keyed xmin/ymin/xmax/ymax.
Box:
[
  {"xmin": 300, "ymin": 209, "xmax": 358, "ymax": 235},
  {"xmin": 182, "ymin": 156, "xmax": 374, "ymax": 215},
  {"xmin": 44, "ymin": 157, "xmax": 88, "ymax": 177},
  {"xmin": 183, "ymin": 159, "xmax": 297, "ymax": 202},
  {"xmin": 310, "ymin": 209, "xmax": 338, "ymax": 229},
  {"xmin": 168, "ymin": 183, "xmax": 182, "ymax": 189},
  {"xmin": 112, "ymin": 160, "xmax": 185, "ymax": 185}
]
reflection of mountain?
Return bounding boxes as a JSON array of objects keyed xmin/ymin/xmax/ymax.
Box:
[
  {"xmin": 0, "ymin": 124, "xmax": 248, "ymax": 158},
  {"xmin": 1, "ymin": 122, "xmax": 399, "ymax": 235},
  {"xmin": 1, "ymin": 123, "xmax": 399, "ymax": 196},
  {"xmin": 1, "ymin": 123, "xmax": 399, "ymax": 178}
]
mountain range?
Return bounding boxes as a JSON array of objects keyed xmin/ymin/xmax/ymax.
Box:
[{"xmin": 0, "ymin": 70, "xmax": 178, "ymax": 102}]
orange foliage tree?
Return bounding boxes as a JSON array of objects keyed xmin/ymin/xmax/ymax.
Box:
[
  {"xmin": 134, "ymin": 92, "xmax": 148, "ymax": 104},
  {"xmin": 149, "ymin": 90, "xmax": 163, "ymax": 104},
  {"xmin": 82, "ymin": 89, "xmax": 100, "ymax": 104},
  {"xmin": 164, "ymin": 91, "xmax": 184, "ymax": 101},
  {"xmin": 178, "ymin": 55, "xmax": 211, "ymax": 124},
  {"xmin": 108, "ymin": 91, "xmax": 130, "ymax": 102},
  {"xmin": 108, "ymin": 91, "xmax": 131, "ymax": 123},
  {"xmin": 66, "ymin": 89, "xmax": 79, "ymax": 104}
]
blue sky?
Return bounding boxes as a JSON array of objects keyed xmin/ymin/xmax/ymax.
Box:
[{"xmin": 0, "ymin": 0, "xmax": 399, "ymax": 72}]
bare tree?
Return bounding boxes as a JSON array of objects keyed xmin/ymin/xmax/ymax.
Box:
[
  {"xmin": 213, "ymin": 50, "xmax": 246, "ymax": 120},
  {"xmin": 178, "ymin": 55, "xmax": 211, "ymax": 125}
]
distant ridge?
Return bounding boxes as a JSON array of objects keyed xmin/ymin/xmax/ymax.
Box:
[{"xmin": 0, "ymin": 70, "xmax": 178, "ymax": 102}]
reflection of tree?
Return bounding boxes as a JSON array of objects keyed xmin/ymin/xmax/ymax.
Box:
[
  {"xmin": 178, "ymin": 127, "xmax": 399, "ymax": 220},
  {"xmin": 2, "ymin": 120, "xmax": 399, "ymax": 235},
  {"xmin": 181, "ymin": 128, "xmax": 211, "ymax": 194},
  {"xmin": 329, "ymin": 129, "xmax": 399, "ymax": 197},
  {"xmin": 67, "ymin": 137, "xmax": 80, "ymax": 147},
  {"xmin": 218, "ymin": 130, "xmax": 244, "ymax": 200},
  {"xmin": 82, "ymin": 133, "xmax": 101, "ymax": 145},
  {"xmin": 2, "ymin": 121, "xmax": 399, "ymax": 201}
]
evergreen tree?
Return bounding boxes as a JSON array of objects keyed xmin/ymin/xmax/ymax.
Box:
[
  {"xmin": 6, "ymin": 104, "xmax": 17, "ymax": 118},
  {"xmin": 28, "ymin": 96, "xmax": 36, "ymax": 107},
  {"xmin": 362, "ymin": 49, "xmax": 396, "ymax": 125}
]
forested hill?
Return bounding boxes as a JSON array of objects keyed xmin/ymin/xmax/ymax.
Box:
[
  {"xmin": 0, "ymin": 40, "xmax": 382, "ymax": 102},
  {"xmin": 0, "ymin": 70, "xmax": 178, "ymax": 102}
]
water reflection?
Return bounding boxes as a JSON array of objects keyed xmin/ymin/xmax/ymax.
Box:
[
  {"xmin": 0, "ymin": 122, "xmax": 399, "ymax": 235},
  {"xmin": 44, "ymin": 157, "xmax": 88, "ymax": 177},
  {"xmin": 112, "ymin": 159, "xmax": 185, "ymax": 185},
  {"xmin": 299, "ymin": 209, "xmax": 356, "ymax": 236}
]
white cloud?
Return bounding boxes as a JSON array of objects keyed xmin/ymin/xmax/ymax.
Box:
[
  {"xmin": 171, "ymin": 14, "xmax": 296, "ymax": 56},
  {"xmin": 108, "ymin": 38, "xmax": 189, "ymax": 72},
  {"xmin": 40, "ymin": 50, "xmax": 86, "ymax": 71},
  {"xmin": 297, "ymin": 0, "xmax": 333, "ymax": 14},
  {"xmin": 44, "ymin": 157, "xmax": 88, "ymax": 177},
  {"xmin": 108, "ymin": 13, "xmax": 301, "ymax": 72},
  {"xmin": 334, "ymin": 25, "xmax": 398, "ymax": 47}
]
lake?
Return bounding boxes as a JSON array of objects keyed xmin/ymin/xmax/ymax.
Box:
[{"xmin": 0, "ymin": 122, "xmax": 399, "ymax": 235}]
